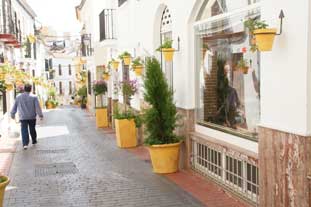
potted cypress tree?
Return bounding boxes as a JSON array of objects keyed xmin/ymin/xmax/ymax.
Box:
[
  {"xmin": 78, "ymin": 85, "xmax": 87, "ymax": 109},
  {"xmin": 0, "ymin": 175, "xmax": 10, "ymax": 207},
  {"xmin": 144, "ymin": 58, "xmax": 182, "ymax": 174},
  {"xmin": 93, "ymin": 80, "xmax": 108, "ymax": 128}
]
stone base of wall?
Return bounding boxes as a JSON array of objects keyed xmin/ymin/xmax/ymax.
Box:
[{"xmin": 259, "ymin": 126, "xmax": 311, "ymax": 207}]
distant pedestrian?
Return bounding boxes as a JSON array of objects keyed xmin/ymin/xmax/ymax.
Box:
[{"xmin": 10, "ymin": 84, "xmax": 43, "ymax": 150}]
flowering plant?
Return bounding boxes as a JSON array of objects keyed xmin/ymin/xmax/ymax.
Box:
[
  {"xmin": 119, "ymin": 79, "xmax": 138, "ymax": 101},
  {"xmin": 93, "ymin": 80, "xmax": 107, "ymax": 96}
]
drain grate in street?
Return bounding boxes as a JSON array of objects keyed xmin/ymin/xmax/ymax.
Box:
[
  {"xmin": 36, "ymin": 149, "xmax": 69, "ymax": 154},
  {"xmin": 35, "ymin": 162, "xmax": 78, "ymax": 177}
]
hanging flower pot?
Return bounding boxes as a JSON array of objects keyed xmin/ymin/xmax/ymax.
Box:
[
  {"xmin": 123, "ymin": 56, "xmax": 131, "ymax": 66},
  {"xmin": 162, "ymin": 48, "xmax": 175, "ymax": 62},
  {"xmin": 111, "ymin": 61, "xmax": 119, "ymax": 71},
  {"xmin": 237, "ymin": 59, "xmax": 249, "ymax": 75},
  {"xmin": 103, "ymin": 73, "xmax": 110, "ymax": 81},
  {"xmin": 240, "ymin": 66, "xmax": 249, "ymax": 74},
  {"xmin": 0, "ymin": 73, "xmax": 5, "ymax": 80},
  {"xmin": 253, "ymin": 28, "xmax": 277, "ymax": 51},
  {"xmin": 119, "ymin": 51, "xmax": 132, "ymax": 66},
  {"xmin": 133, "ymin": 65, "xmax": 143, "ymax": 76}
]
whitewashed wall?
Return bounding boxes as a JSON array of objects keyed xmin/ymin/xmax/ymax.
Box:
[{"xmin": 260, "ymin": 0, "xmax": 311, "ymax": 136}]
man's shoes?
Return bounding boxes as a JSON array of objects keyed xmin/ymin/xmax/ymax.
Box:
[
  {"xmin": 32, "ymin": 141, "xmax": 38, "ymax": 145},
  {"xmin": 23, "ymin": 145, "xmax": 28, "ymax": 150}
]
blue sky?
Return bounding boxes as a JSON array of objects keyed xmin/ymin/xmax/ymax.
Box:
[{"xmin": 27, "ymin": 0, "xmax": 82, "ymax": 34}]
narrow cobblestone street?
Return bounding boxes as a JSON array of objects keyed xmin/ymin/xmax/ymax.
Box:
[{"xmin": 4, "ymin": 107, "xmax": 203, "ymax": 207}]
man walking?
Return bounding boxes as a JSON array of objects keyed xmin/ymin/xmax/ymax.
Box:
[{"xmin": 11, "ymin": 84, "xmax": 43, "ymax": 150}]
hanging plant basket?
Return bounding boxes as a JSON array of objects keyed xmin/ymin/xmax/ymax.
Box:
[
  {"xmin": 0, "ymin": 73, "xmax": 5, "ymax": 80},
  {"xmin": 133, "ymin": 65, "xmax": 143, "ymax": 76},
  {"xmin": 162, "ymin": 48, "xmax": 175, "ymax": 62},
  {"xmin": 123, "ymin": 56, "xmax": 131, "ymax": 66},
  {"xmin": 103, "ymin": 73, "xmax": 110, "ymax": 81},
  {"xmin": 253, "ymin": 28, "xmax": 277, "ymax": 51},
  {"xmin": 240, "ymin": 67, "xmax": 249, "ymax": 74},
  {"xmin": 111, "ymin": 61, "xmax": 120, "ymax": 71}
]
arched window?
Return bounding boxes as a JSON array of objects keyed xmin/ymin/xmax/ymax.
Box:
[
  {"xmin": 195, "ymin": 0, "xmax": 261, "ymax": 139},
  {"xmin": 160, "ymin": 6, "xmax": 173, "ymax": 89}
]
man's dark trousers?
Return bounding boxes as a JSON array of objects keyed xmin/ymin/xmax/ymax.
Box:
[{"xmin": 20, "ymin": 119, "xmax": 37, "ymax": 146}]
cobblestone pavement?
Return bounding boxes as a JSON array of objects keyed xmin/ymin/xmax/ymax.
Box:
[{"xmin": 4, "ymin": 107, "xmax": 203, "ymax": 207}]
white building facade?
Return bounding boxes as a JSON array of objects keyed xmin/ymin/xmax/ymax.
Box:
[{"xmin": 76, "ymin": 0, "xmax": 311, "ymax": 206}]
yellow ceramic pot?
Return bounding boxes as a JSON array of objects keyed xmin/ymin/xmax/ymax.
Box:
[
  {"xmin": 115, "ymin": 118, "xmax": 137, "ymax": 148},
  {"xmin": 253, "ymin": 28, "xmax": 277, "ymax": 51},
  {"xmin": 133, "ymin": 65, "xmax": 143, "ymax": 76},
  {"xmin": 96, "ymin": 108, "xmax": 108, "ymax": 128},
  {"xmin": 46, "ymin": 102, "xmax": 54, "ymax": 109},
  {"xmin": 0, "ymin": 176, "xmax": 10, "ymax": 207},
  {"xmin": 123, "ymin": 56, "xmax": 131, "ymax": 66},
  {"xmin": 6, "ymin": 84, "xmax": 13, "ymax": 91},
  {"xmin": 111, "ymin": 61, "xmax": 120, "ymax": 71},
  {"xmin": 103, "ymin": 74, "xmax": 110, "ymax": 81},
  {"xmin": 0, "ymin": 73, "xmax": 5, "ymax": 80},
  {"xmin": 148, "ymin": 142, "xmax": 181, "ymax": 174},
  {"xmin": 162, "ymin": 48, "xmax": 175, "ymax": 62}
]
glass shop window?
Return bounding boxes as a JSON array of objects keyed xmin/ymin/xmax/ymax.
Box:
[{"xmin": 195, "ymin": 2, "xmax": 261, "ymax": 139}]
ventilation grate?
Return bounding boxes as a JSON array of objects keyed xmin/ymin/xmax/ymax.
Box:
[{"xmin": 35, "ymin": 162, "xmax": 78, "ymax": 177}]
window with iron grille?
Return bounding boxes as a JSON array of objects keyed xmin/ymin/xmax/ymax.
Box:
[
  {"xmin": 32, "ymin": 69, "xmax": 35, "ymax": 77},
  {"xmin": 59, "ymin": 81, "xmax": 62, "ymax": 95},
  {"xmin": 87, "ymin": 70, "xmax": 91, "ymax": 95},
  {"xmin": 99, "ymin": 9, "xmax": 116, "ymax": 41},
  {"xmin": 45, "ymin": 59, "xmax": 49, "ymax": 71},
  {"xmin": 69, "ymin": 81, "xmax": 72, "ymax": 95},
  {"xmin": 81, "ymin": 34, "xmax": 92, "ymax": 56},
  {"xmin": 191, "ymin": 138, "xmax": 259, "ymax": 204},
  {"xmin": 25, "ymin": 39, "xmax": 31, "ymax": 58},
  {"xmin": 58, "ymin": 64, "xmax": 62, "ymax": 76},
  {"xmin": 68, "ymin": 64, "xmax": 72, "ymax": 75},
  {"xmin": 118, "ymin": 0, "xmax": 127, "ymax": 7}
]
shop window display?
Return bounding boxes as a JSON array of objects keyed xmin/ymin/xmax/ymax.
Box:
[{"xmin": 195, "ymin": 0, "xmax": 260, "ymax": 138}]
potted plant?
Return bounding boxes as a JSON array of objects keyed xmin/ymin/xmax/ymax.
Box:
[
  {"xmin": 93, "ymin": 80, "xmax": 108, "ymax": 128},
  {"xmin": 109, "ymin": 59, "xmax": 120, "ymax": 71},
  {"xmin": 157, "ymin": 38, "xmax": 174, "ymax": 62},
  {"xmin": 113, "ymin": 79, "xmax": 139, "ymax": 148},
  {"xmin": 103, "ymin": 71, "xmax": 110, "ymax": 81},
  {"xmin": 0, "ymin": 175, "xmax": 10, "ymax": 206},
  {"xmin": 119, "ymin": 51, "xmax": 132, "ymax": 66},
  {"xmin": 46, "ymin": 87, "xmax": 58, "ymax": 109},
  {"xmin": 143, "ymin": 58, "xmax": 182, "ymax": 174},
  {"xmin": 78, "ymin": 85, "xmax": 87, "ymax": 109},
  {"xmin": 244, "ymin": 18, "xmax": 277, "ymax": 51},
  {"xmin": 131, "ymin": 57, "xmax": 144, "ymax": 76},
  {"xmin": 237, "ymin": 58, "xmax": 249, "ymax": 74}
]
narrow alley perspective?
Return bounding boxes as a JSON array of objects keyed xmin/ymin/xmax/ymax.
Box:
[
  {"xmin": 3, "ymin": 107, "xmax": 203, "ymax": 207},
  {"xmin": 1, "ymin": 0, "xmax": 311, "ymax": 207}
]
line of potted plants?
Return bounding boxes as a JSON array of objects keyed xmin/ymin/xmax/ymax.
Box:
[
  {"xmin": 93, "ymin": 80, "xmax": 108, "ymax": 128},
  {"xmin": 157, "ymin": 38, "xmax": 175, "ymax": 62},
  {"xmin": 143, "ymin": 57, "xmax": 183, "ymax": 174},
  {"xmin": 0, "ymin": 175, "xmax": 10, "ymax": 207},
  {"xmin": 119, "ymin": 51, "xmax": 132, "ymax": 66},
  {"xmin": 78, "ymin": 85, "xmax": 87, "ymax": 109},
  {"xmin": 244, "ymin": 18, "xmax": 277, "ymax": 52},
  {"xmin": 113, "ymin": 79, "xmax": 141, "ymax": 148},
  {"xmin": 131, "ymin": 57, "xmax": 144, "ymax": 76}
]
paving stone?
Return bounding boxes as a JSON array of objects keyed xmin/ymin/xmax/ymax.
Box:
[{"xmin": 4, "ymin": 107, "xmax": 203, "ymax": 207}]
